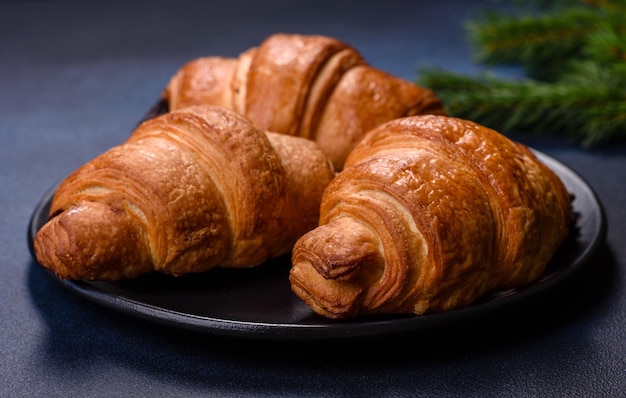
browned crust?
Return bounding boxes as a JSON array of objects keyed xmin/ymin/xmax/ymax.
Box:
[
  {"xmin": 290, "ymin": 115, "xmax": 571, "ymax": 319},
  {"xmin": 33, "ymin": 105, "xmax": 335, "ymax": 280},
  {"xmin": 162, "ymin": 33, "xmax": 446, "ymax": 171}
]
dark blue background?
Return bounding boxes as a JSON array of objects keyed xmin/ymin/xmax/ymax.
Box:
[{"xmin": 2, "ymin": 1, "xmax": 624, "ymax": 396}]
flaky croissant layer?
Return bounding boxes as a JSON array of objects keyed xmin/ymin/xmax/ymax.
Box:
[
  {"xmin": 34, "ymin": 105, "xmax": 335, "ymax": 281},
  {"xmin": 290, "ymin": 115, "xmax": 571, "ymax": 319},
  {"xmin": 163, "ymin": 33, "xmax": 446, "ymax": 171}
]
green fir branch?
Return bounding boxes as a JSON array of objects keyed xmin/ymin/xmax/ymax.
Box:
[
  {"xmin": 467, "ymin": 7, "xmax": 600, "ymax": 81},
  {"xmin": 417, "ymin": 0, "xmax": 626, "ymax": 146},
  {"xmin": 583, "ymin": 20, "xmax": 626, "ymax": 64},
  {"xmin": 419, "ymin": 65, "xmax": 626, "ymax": 146}
]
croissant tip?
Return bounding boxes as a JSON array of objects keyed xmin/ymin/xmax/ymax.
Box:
[
  {"xmin": 33, "ymin": 222, "xmax": 74, "ymax": 280},
  {"xmin": 290, "ymin": 256, "xmax": 365, "ymax": 319}
]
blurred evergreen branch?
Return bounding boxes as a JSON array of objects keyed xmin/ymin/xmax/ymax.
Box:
[{"xmin": 418, "ymin": 0, "xmax": 626, "ymax": 146}]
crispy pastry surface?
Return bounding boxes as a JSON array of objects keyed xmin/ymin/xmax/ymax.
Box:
[
  {"xmin": 33, "ymin": 105, "xmax": 335, "ymax": 281},
  {"xmin": 163, "ymin": 33, "xmax": 446, "ymax": 170},
  {"xmin": 290, "ymin": 115, "xmax": 572, "ymax": 319}
]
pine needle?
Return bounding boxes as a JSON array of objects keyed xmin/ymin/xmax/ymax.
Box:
[
  {"xmin": 467, "ymin": 8, "xmax": 597, "ymax": 81},
  {"xmin": 420, "ymin": 65, "xmax": 626, "ymax": 146},
  {"xmin": 417, "ymin": 0, "xmax": 626, "ymax": 146}
]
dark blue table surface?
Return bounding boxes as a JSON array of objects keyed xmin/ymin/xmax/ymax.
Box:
[{"xmin": 2, "ymin": 1, "xmax": 625, "ymax": 396}]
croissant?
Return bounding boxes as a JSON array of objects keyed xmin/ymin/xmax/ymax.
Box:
[
  {"xmin": 290, "ymin": 115, "xmax": 572, "ymax": 319},
  {"xmin": 162, "ymin": 33, "xmax": 446, "ymax": 170},
  {"xmin": 33, "ymin": 105, "xmax": 335, "ymax": 281}
]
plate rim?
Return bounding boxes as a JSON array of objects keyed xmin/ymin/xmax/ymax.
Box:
[{"xmin": 27, "ymin": 149, "xmax": 607, "ymax": 340}]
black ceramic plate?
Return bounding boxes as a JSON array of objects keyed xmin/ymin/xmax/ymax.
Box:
[{"xmin": 28, "ymin": 151, "xmax": 606, "ymax": 340}]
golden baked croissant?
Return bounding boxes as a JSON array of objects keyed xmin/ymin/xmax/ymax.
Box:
[
  {"xmin": 33, "ymin": 105, "xmax": 335, "ymax": 281},
  {"xmin": 162, "ymin": 33, "xmax": 446, "ymax": 170},
  {"xmin": 290, "ymin": 114, "xmax": 571, "ymax": 319}
]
